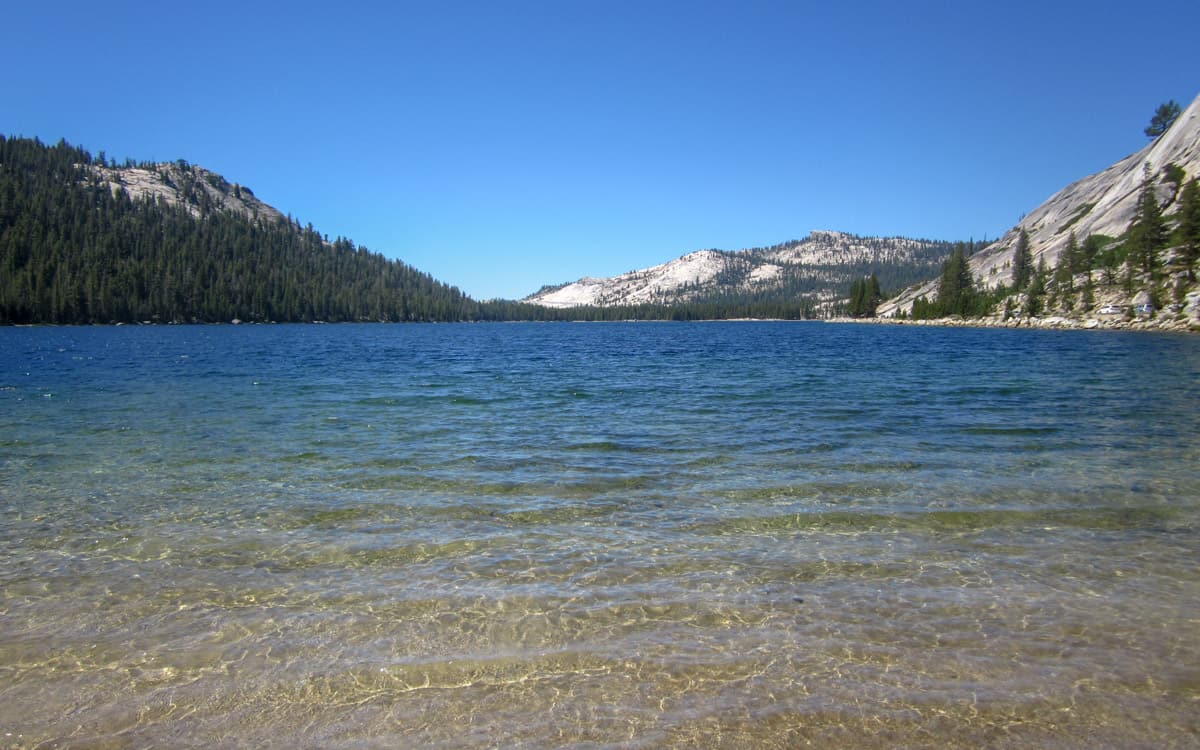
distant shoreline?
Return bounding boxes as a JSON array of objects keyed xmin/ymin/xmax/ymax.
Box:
[
  {"xmin": 827, "ymin": 314, "xmax": 1200, "ymax": 334},
  {"xmin": 6, "ymin": 316, "xmax": 1199, "ymax": 332}
]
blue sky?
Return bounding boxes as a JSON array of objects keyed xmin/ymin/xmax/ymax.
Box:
[{"xmin": 3, "ymin": 1, "xmax": 1197, "ymax": 300}]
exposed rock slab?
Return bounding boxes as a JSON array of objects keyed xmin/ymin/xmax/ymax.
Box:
[{"xmin": 879, "ymin": 93, "xmax": 1200, "ymax": 317}]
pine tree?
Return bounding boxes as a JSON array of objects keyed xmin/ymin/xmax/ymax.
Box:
[
  {"xmin": 1082, "ymin": 234, "xmax": 1107, "ymax": 270},
  {"xmin": 1176, "ymin": 178, "xmax": 1200, "ymax": 280},
  {"xmin": 1052, "ymin": 245, "xmax": 1075, "ymax": 310},
  {"xmin": 1064, "ymin": 231, "xmax": 1083, "ymax": 275},
  {"xmin": 1024, "ymin": 259, "xmax": 1046, "ymax": 316},
  {"xmin": 936, "ymin": 245, "xmax": 978, "ymax": 316},
  {"xmin": 1081, "ymin": 272, "xmax": 1095, "ymax": 312},
  {"xmin": 1012, "ymin": 229, "xmax": 1033, "ymax": 290},
  {"xmin": 848, "ymin": 278, "xmax": 865, "ymax": 316},
  {"xmin": 1145, "ymin": 100, "xmax": 1182, "ymax": 138},
  {"xmin": 1126, "ymin": 163, "xmax": 1167, "ymax": 275},
  {"xmin": 847, "ymin": 273, "xmax": 882, "ymax": 317}
]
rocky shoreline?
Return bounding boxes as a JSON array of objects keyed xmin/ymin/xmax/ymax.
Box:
[{"xmin": 830, "ymin": 313, "xmax": 1200, "ymax": 333}]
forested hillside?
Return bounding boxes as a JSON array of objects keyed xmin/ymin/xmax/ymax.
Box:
[
  {"xmin": 0, "ymin": 135, "xmax": 833, "ymax": 324},
  {"xmin": 0, "ymin": 136, "xmax": 480, "ymax": 324}
]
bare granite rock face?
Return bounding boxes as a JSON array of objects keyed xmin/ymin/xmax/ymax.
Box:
[
  {"xmin": 524, "ymin": 231, "xmax": 946, "ymax": 309},
  {"xmin": 86, "ymin": 161, "xmax": 284, "ymax": 224},
  {"xmin": 879, "ymin": 92, "xmax": 1200, "ymax": 318}
]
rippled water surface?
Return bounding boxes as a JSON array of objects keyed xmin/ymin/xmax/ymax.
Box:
[{"xmin": 2, "ymin": 322, "xmax": 1199, "ymax": 748}]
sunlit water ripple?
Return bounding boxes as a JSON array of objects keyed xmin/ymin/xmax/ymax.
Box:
[{"xmin": 1, "ymin": 322, "xmax": 1198, "ymax": 748}]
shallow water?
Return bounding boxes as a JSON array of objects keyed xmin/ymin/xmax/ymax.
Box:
[{"xmin": 1, "ymin": 322, "xmax": 1198, "ymax": 748}]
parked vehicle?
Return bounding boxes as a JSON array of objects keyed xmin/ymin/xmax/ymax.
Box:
[
  {"xmin": 1134, "ymin": 302, "xmax": 1155, "ymax": 315},
  {"xmin": 1098, "ymin": 304, "xmax": 1125, "ymax": 315}
]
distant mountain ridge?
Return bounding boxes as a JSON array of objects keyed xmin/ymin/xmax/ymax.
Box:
[
  {"xmin": 524, "ymin": 231, "xmax": 956, "ymax": 311},
  {"xmin": 879, "ymin": 93, "xmax": 1200, "ymax": 317}
]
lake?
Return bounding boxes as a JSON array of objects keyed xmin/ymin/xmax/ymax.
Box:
[{"xmin": 1, "ymin": 322, "xmax": 1198, "ymax": 748}]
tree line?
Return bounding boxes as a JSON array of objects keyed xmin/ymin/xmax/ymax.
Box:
[
  {"xmin": 26, "ymin": 134, "xmax": 1110, "ymax": 326},
  {"xmin": 1, "ymin": 135, "xmax": 825, "ymax": 324}
]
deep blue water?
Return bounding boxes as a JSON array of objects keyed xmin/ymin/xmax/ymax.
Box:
[{"xmin": 2, "ymin": 322, "xmax": 1198, "ymax": 747}]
